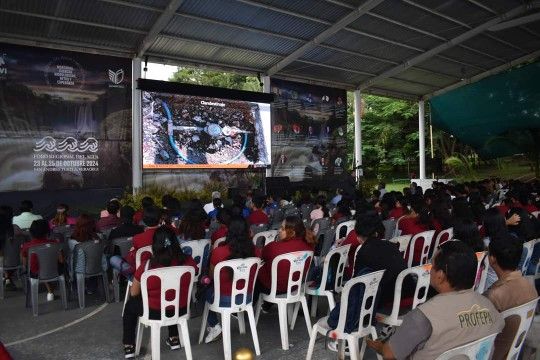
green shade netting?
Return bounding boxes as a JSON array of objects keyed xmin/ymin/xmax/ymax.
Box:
[{"xmin": 430, "ymin": 61, "xmax": 540, "ymax": 159}]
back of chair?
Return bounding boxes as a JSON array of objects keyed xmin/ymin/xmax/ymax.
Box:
[
  {"xmin": 311, "ymin": 217, "xmax": 331, "ymax": 236},
  {"xmin": 501, "ymin": 297, "xmax": 539, "ymax": 360},
  {"xmin": 180, "ymin": 239, "xmax": 211, "ymax": 279},
  {"xmin": 212, "ymin": 257, "xmax": 261, "ymax": 312},
  {"xmin": 433, "ymin": 228, "xmax": 453, "ymax": 253},
  {"xmin": 388, "ymin": 235, "xmax": 412, "ymax": 255},
  {"xmin": 140, "ymin": 266, "xmax": 195, "ymax": 325},
  {"xmin": 213, "ymin": 236, "xmax": 226, "ymax": 249},
  {"xmin": 394, "ymin": 215, "xmax": 406, "ymax": 237},
  {"xmin": 384, "ymin": 265, "xmax": 431, "ymax": 322},
  {"xmin": 2, "ymin": 233, "xmax": 26, "ymax": 268},
  {"xmin": 335, "ymin": 220, "xmax": 355, "ymax": 242},
  {"xmin": 407, "ymin": 230, "xmax": 435, "ymax": 267},
  {"xmin": 75, "ymin": 240, "xmax": 105, "ymax": 275},
  {"xmin": 312, "ymin": 245, "xmax": 350, "ymax": 293},
  {"xmin": 382, "ymin": 219, "xmax": 397, "ymax": 240},
  {"xmin": 333, "ymin": 270, "xmax": 385, "ymax": 337},
  {"xmin": 252, "ymin": 230, "xmax": 278, "ymax": 248},
  {"xmin": 135, "ymin": 245, "xmax": 153, "ymax": 268},
  {"xmin": 317, "ymin": 226, "xmax": 336, "ymax": 257},
  {"xmin": 300, "ymin": 204, "xmax": 313, "ymax": 222},
  {"xmin": 521, "ymin": 240, "xmax": 536, "ymax": 275},
  {"xmin": 112, "ymin": 237, "xmax": 133, "ymax": 258},
  {"xmin": 28, "ymin": 243, "xmax": 62, "ymax": 281},
  {"xmin": 435, "ymin": 333, "xmax": 498, "ymax": 360},
  {"xmin": 269, "ymin": 251, "xmax": 313, "ymax": 300},
  {"xmin": 52, "ymin": 225, "xmax": 73, "ymax": 242}
]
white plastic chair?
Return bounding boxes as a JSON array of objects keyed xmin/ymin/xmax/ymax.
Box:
[
  {"xmin": 350, "ymin": 244, "xmax": 363, "ymax": 280},
  {"xmin": 335, "ymin": 220, "xmax": 356, "ymax": 243},
  {"xmin": 252, "ymin": 230, "xmax": 278, "ymax": 248},
  {"xmin": 388, "ymin": 234, "xmax": 412, "ymax": 257},
  {"xmin": 435, "ymin": 333, "xmax": 498, "ymax": 360},
  {"xmin": 305, "ymin": 270, "xmax": 385, "ymax": 360},
  {"xmin": 135, "ymin": 266, "xmax": 195, "ymax": 360},
  {"xmin": 521, "ymin": 239, "xmax": 536, "ymax": 275},
  {"xmin": 255, "ymin": 251, "xmax": 314, "ymax": 350},
  {"xmin": 122, "ymin": 245, "xmax": 153, "ymax": 316},
  {"xmin": 213, "ymin": 236, "xmax": 227, "ymax": 249},
  {"xmin": 406, "ymin": 230, "xmax": 436, "ymax": 268},
  {"xmin": 382, "ymin": 219, "xmax": 397, "ymax": 240},
  {"xmin": 197, "ymin": 257, "xmax": 261, "ymax": 360},
  {"xmin": 306, "ymin": 245, "xmax": 350, "ymax": 318},
  {"xmin": 500, "ymin": 297, "xmax": 539, "ymax": 360},
  {"xmin": 394, "ymin": 215, "xmax": 406, "ymax": 237},
  {"xmin": 531, "ymin": 211, "xmax": 539, "ymax": 219},
  {"xmin": 376, "ymin": 264, "xmax": 431, "ymax": 327},
  {"xmin": 432, "ymin": 228, "xmax": 453, "ymax": 254},
  {"xmin": 180, "ymin": 239, "xmax": 210, "ymax": 283}
]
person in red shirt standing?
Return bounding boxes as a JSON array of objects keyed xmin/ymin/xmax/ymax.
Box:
[
  {"xmin": 247, "ymin": 197, "xmax": 269, "ymax": 226},
  {"xmin": 203, "ymin": 216, "xmax": 261, "ymax": 343},
  {"xmin": 20, "ymin": 219, "xmax": 63, "ymax": 302},
  {"xmin": 122, "ymin": 226, "xmax": 197, "ymax": 358},
  {"xmin": 109, "ymin": 206, "xmax": 161, "ymax": 279},
  {"xmin": 256, "ymin": 216, "xmax": 315, "ymax": 308}
]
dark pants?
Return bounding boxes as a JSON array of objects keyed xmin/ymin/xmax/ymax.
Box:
[{"xmin": 123, "ymin": 295, "xmax": 186, "ymax": 345}]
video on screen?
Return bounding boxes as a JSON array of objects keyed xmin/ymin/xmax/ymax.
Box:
[{"xmin": 142, "ymin": 91, "xmax": 271, "ymax": 169}]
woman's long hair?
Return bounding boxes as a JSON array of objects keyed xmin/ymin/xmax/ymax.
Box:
[
  {"xmin": 178, "ymin": 210, "xmax": 206, "ymax": 240},
  {"xmin": 483, "ymin": 208, "xmax": 509, "ymax": 240},
  {"xmin": 453, "ymin": 218, "xmax": 484, "ymax": 252},
  {"xmin": 226, "ymin": 216, "xmax": 255, "ymax": 259},
  {"xmin": 410, "ymin": 198, "xmax": 434, "ymax": 230},
  {"xmin": 151, "ymin": 225, "xmax": 186, "ymax": 267},
  {"xmin": 51, "ymin": 204, "xmax": 69, "ymax": 226},
  {"xmin": 71, "ymin": 214, "xmax": 97, "ymax": 242},
  {"xmin": 282, "ymin": 215, "xmax": 317, "ymax": 246}
]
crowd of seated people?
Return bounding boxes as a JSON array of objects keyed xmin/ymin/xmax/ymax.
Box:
[{"xmin": 0, "ymin": 177, "xmax": 540, "ymax": 359}]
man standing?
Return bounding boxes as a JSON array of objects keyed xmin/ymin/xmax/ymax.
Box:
[
  {"xmin": 368, "ymin": 241, "xmax": 504, "ymax": 359},
  {"xmin": 204, "ymin": 191, "xmax": 221, "ymax": 214}
]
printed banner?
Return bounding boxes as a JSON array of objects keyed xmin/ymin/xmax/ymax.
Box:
[
  {"xmin": 0, "ymin": 43, "xmax": 132, "ymax": 192},
  {"xmin": 270, "ymin": 79, "xmax": 347, "ymax": 182}
]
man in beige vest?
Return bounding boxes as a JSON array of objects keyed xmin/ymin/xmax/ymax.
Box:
[
  {"xmin": 368, "ymin": 241, "xmax": 504, "ymax": 359},
  {"xmin": 484, "ymin": 234, "xmax": 537, "ymax": 360}
]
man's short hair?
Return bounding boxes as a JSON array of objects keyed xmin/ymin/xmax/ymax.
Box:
[
  {"xmin": 141, "ymin": 196, "xmax": 154, "ymax": 209},
  {"xmin": 20, "ymin": 200, "xmax": 33, "ymax": 213},
  {"xmin": 433, "ymin": 241, "xmax": 477, "ymax": 290},
  {"xmin": 107, "ymin": 200, "xmax": 120, "ymax": 215},
  {"xmin": 120, "ymin": 206, "xmax": 135, "ymax": 222},
  {"xmin": 29, "ymin": 219, "xmax": 49, "ymax": 238},
  {"xmin": 489, "ymin": 235, "xmax": 522, "ymax": 271},
  {"xmin": 253, "ymin": 196, "xmax": 265, "ymax": 209},
  {"xmin": 143, "ymin": 206, "xmax": 161, "ymax": 227}
]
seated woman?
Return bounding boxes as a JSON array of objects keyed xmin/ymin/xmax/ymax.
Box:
[
  {"xmin": 453, "ymin": 218, "xmax": 485, "ymax": 252},
  {"xmin": 256, "ymin": 216, "xmax": 315, "ymax": 305},
  {"xmin": 177, "ymin": 209, "xmax": 206, "ymax": 242},
  {"xmin": 211, "ymin": 208, "xmax": 231, "ymax": 245},
  {"xmin": 122, "ymin": 226, "xmax": 197, "ymax": 358},
  {"xmin": 203, "ymin": 216, "xmax": 261, "ymax": 343},
  {"xmin": 399, "ymin": 199, "xmax": 435, "ymax": 265},
  {"xmin": 49, "ymin": 203, "xmax": 76, "ymax": 229}
]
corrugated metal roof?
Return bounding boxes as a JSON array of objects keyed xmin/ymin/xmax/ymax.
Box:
[{"xmin": 0, "ymin": 0, "xmax": 538, "ymax": 99}]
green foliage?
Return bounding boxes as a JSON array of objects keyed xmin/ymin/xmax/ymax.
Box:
[
  {"xmin": 169, "ymin": 67, "xmax": 262, "ymax": 92},
  {"xmin": 120, "ymin": 181, "xmax": 229, "ymax": 210},
  {"xmin": 444, "ymin": 155, "xmax": 478, "ymax": 180}
]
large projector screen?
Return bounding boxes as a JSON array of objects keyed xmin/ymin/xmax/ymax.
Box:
[{"xmin": 142, "ymin": 88, "xmax": 272, "ymax": 169}]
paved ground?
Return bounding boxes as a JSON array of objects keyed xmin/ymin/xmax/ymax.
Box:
[{"xmin": 0, "ymin": 283, "xmax": 380, "ymax": 360}]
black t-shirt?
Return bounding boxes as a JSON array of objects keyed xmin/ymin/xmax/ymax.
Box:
[
  {"xmin": 108, "ymin": 223, "xmax": 144, "ymax": 241},
  {"xmin": 354, "ymin": 239, "xmax": 409, "ymax": 304}
]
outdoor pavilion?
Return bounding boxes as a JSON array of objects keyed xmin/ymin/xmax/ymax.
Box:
[{"xmin": 1, "ymin": 0, "xmax": 539, "ymax": 187}]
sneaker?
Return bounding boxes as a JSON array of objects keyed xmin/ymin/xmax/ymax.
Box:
[
  {"xmin": 327, "ymin": 340, "xmax": 350, "ymax": 355},
  {"xmin": 166, "ymin": 337, "xmax": 181, "ymax": 350},
  {"xmin": 204, "ymin": 324, "xmax": 222, "ymax": 344},
  {"xmin": 124, "ymin": 345, "xmax": 135, "ymax": 358},
  {"xmin": 46, "ymin": 292, "xmax": 54, "ymax": 302}
]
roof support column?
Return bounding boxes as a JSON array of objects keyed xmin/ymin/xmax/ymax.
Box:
[
  {"xmin": 353, "ymin": 90, "xmax": 363, "ymax": 181},
  {"xmin": 132, "ymin": 57, "xmax": 143, "ymax": 193},
  {"xmin": 418, "ymin": 100, "xmax": 426, "ymax": 180},
  {"xmin": 262, "ymin": 75, "xmax": 272, "ymax": 179}
]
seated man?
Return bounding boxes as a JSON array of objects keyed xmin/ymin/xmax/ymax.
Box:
[
  {"xmin": 108, "ymin": 206, "xmax": 144, "ymax": 241},
  {"xmin": 484, "ymin": 235, "xmax": 537, "ymax": 360},
  {"xmin": 96, "ymin": 200, "xmax": 121, "ymax": 232},
  {"xmin": 368, "ymin": 241, "xmax": 504, "ymax": 359},
  {"xmin": 12, "ymin": 200, "xmax": 42, "ymax": 230},
  {"xmin": 247, "ymin": 196, "xmax": 269, "ymax": 225}
]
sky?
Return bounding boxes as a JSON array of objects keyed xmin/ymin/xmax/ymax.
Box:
[{"xmin": 143, "ymin": 62, "xmax": 177, "ymax": 81}]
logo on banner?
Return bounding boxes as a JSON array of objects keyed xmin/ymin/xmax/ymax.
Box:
[
  {"xmin": 34, "ymin": 136, "xmax": 99, "ymax": 153},
  {"xmin": 0, "ymin": 54, "xmax": 7, "ymax": 76},
  {"xmin": 108, "ymin": 69, "xmax": 126, "ymax": 88}
]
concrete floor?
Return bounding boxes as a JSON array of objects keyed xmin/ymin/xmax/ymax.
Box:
[{"xmin": 0, "ymin": 283, "xmax": 380, "ymax": 360}]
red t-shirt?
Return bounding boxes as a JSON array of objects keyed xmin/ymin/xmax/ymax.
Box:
[
  {"xmin": 210, "ymin": 244, "xmax": 261, "ymax": 296},
  {"xmin": 398, "ymin": 217, "xmax": 429, "ymax": 236},
  {"xmin": 258, "ymin": 237, "xmax": 313, "ymax": 292},
  {"xmin": 496, "ymin": 204, "xmax": 509, "ymax": 216},
  {"xmin": 20, "ymin": 238, "xmax": 58, "ymax": 274},
  {"xmin": 211, "ymin": 225, "xmax": 228, "ymax": 244},
  {"xmin": 126, "ymin": 227, "xmax": 158, "ymax": 268},
  {"xmin": 247, "ymin": 209, "xmax": 269, "ymax": 225},
  {"xmin": 133, "ymin": 210, "xmax": 144, "ymax": 225},
  {"xmin": 525, "ymin": 204, "xmax": 539, "ymax": 214},
  {"xmin": 388, "ymin": 207, "xmax": 405, "ymax": 220},
  {"xmin": 134, "ymin": 257, "xmax": 198, "ymax": 310},
  {"xmin": 340, "ymin": 230, "xmax": 362, "ymax": 278}
]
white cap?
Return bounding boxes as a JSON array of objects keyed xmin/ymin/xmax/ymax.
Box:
[{"xmin": 212, "ymin": 191, "xmax": 221, "ymax": 199}]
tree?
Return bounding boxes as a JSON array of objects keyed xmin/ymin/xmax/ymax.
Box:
[{"xmin": 169, "ymin": 67, "xmax": 261, "ymax": 91}]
